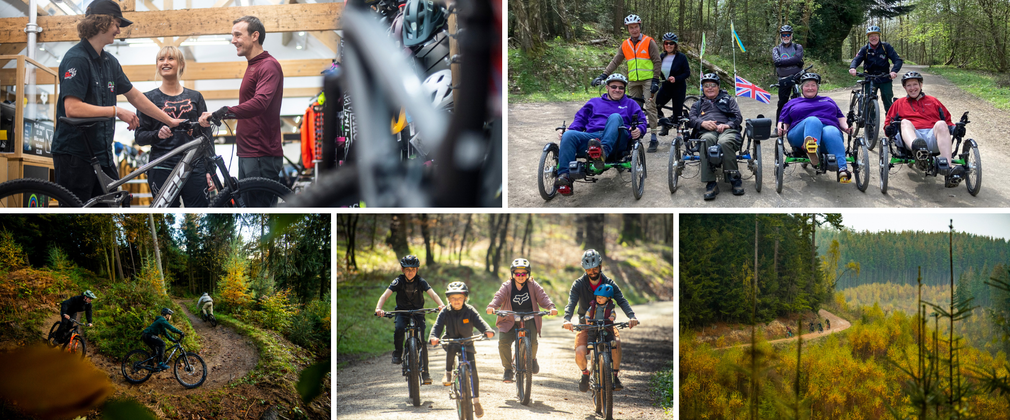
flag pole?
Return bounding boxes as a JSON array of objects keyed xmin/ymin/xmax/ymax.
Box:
[
  {"xmin": 700, "ymin": 32, "xmax": 705, "ymax": 93},
  {"xmin": 732, "ymin": 21, "xmax": 738, "ymax": 82}
]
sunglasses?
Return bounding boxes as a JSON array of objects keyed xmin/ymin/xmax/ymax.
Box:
[
  {"xmin": 608, "ymin": 85, "xmax": 626, "ymax": 90},
  {"xmin": 781, "ymin": 33, "xmax": 792, "ymax": 37},
  {"xmin": 664, "ymin": 41, "xmax": 676, "ymax": 45},
  {"xmin": 703, "ymin": 83, "xmax": 718, "ymax": 88},
  {"xmin": 514, "ymin": 272, "xmax": 529, "ymax": 277}
]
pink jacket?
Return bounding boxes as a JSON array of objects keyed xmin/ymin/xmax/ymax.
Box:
[{"xmin": 486, "ymin": 278, "xmax": 556, "ymax": 336}]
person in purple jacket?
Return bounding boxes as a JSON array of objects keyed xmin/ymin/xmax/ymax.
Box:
[
  {"xmin": 485, "ymin": 258, "xmax": 558, "ymax": 383},
  {"xmin": 777, "ymin": 72, "xmax": 854, "ymax": 182},
  {"xmin": 555, "ymin": 73, "xmax": 647, "ymax": 195}
]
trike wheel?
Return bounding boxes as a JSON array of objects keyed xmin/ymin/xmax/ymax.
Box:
[
  {"xmin": 122, "ymin": 349, "xmax": 154, "ymax": 384},
  {"xmin": 853, "ymin": 138, "xmax": 870, "ymax": 192},
  {"xmin": 879, "ymin": 138, "xmax": 890, "ymax": 194},
  {"xmin": 537, "ymin": 143, "xmax": 559, "ymax": 200},
  {"xmin": 668, "ymin": 136, "xmax": 683, "ymax": 193},
  {"xmin": 752, "ymin": 137, "xmax": 762, "ymax": 192},
  {"xmin": 775, "ymin": 139, "xmax": 786, "ymax": 194},
  {"xmin": 964, "ymin": 140, "xmax": 982, "ymax": 196},
  {"xmin": 630, "ymin": 142, "xmax": 646, "ymax": 200}
]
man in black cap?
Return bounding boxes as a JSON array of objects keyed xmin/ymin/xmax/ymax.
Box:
[{"xmin": 52, "ymin": 0, "xmax": 184, "ymax": 203}]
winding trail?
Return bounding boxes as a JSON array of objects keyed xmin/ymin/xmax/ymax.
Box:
[
  {"xmin": 336, "ymin": 300, "xmax": 673, "ymax": 420},
  {"xmin": 715, "ymin": 309, "xmax": 852, "ymax": 350}
]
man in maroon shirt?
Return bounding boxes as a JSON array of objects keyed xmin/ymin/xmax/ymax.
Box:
[{"xmin": 200, "ymin": 16, "xmax": 284, "ymax": 206}]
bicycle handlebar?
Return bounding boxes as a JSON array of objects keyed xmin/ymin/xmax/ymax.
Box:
[
  {"xmin": 494, "ymin": 310, "xmax": 551, "ymax": 321},
  {"xmin": 379, "ymin": 308, "xmax": 441, "ymax": 318},
  {"xmin": 440, "ymin": 334, "xmax": 489, "ymax": 345},
  {"xmin": 571, "ymin": 321, "xmax": 630, "ymax": 332}
]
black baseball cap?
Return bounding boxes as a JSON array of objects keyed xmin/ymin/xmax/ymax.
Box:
[{"xmin": 86, "ymin": 0, "xmax": 134, "ymax": 27}]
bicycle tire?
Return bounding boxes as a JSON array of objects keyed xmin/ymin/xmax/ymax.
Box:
[
  {"xmin": 517, "ymin": 337, "xmax": 532, "ymax": 405},
  {"xmin": 210, "ymin": 314, "xmax": 218, "ymax": 328},
  {"xmin": 69, "ymin": 335, "xmax": 86, "ymax": 359},
  {"xmin": 630, "ymin": 142, "xmax": 646, "ymax": 200},
  {"xmin": 865, "ymin": 100, "xmax": 879, "ymax": 151},
  {"xmin": 0, "ymin": 178, "xmax": 83, "ymax": 208},
  {"xmin": 601, "ymin": 351, "xmax": 614, "ymax": 420},
  {"xmin": 964, "ymin": 139, "xmax": 981, "ymax": 196},
  {"xmin": 122, "ymin": 349, "xmax": 154, "ymax": 384},
  {"xmin": 208, "ymin": 177, "xmax": 292, "ymax": 207},
  {"xmin": 174, "ymin": 351, "xmax": 207, "ymax": 389},
  {"xmin": 879, "ymin": 138, "xmax": 890, "ymax": 194},
  {"xmin": 537, "ymin": 143, "xmax": 559, "ymax": 201},
  {"xmin": 668, "ymin": 135, "xmax": 682, "ymax": 193},
  {"xmin": 775, "ymin": 139, "xmax": 786, "ymax": 193},
  {"xmin": 593, "ymin": 351, "xmax": 602, "ymax": 414},
  {"xmin": 47, "ymin": 321, "xmax": 61, "ymax": 347},
  {"xmin": 752, "ymin": 137, "xmax": 762, "ymax": 192},
  {"xmin": 407, "ymin": 339, "xmax": 421, "ymax": 407},
  {"xmin": 853, "ymin": 138, "xmax": 870, "ymax": 192},
  {"xmin": 459, "ymin": 364, "xmax": 474, "ymax": 420}
]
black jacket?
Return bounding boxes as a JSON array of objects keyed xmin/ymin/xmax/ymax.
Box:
[
  {"xmin": 658, "ymin": 51, "xmax": 691, "ymax": 88},
  {"xmin": 563, "ymin": 273, "xmax": 635, "ymax": 322},
  {"xmin": 60, "ymin": 295, "xmax": 93, "ymax": 324},
  {"xmin": 136, "ymin": 87, "xmax": 213, "ymax": 171},
  {"xmin": 688, "ymin": 90, "xmax": 743, "ymax": 130},
  {"xmin": 850, "ymin": 42, "xmax": 903, "ymax": 82},
  {"xmin": 429, "ymin": 303, "xmax": 492, "ymax": 352}
]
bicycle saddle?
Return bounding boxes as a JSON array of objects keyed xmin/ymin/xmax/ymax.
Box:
[{"xmin": 59, "ymin": 116, "xmax": 113, "ymax": 127}]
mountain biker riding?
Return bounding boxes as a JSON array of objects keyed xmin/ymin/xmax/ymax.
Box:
[
  {"xmin": 849, "ymin": 25, "xmax": 903, "ymax": 113},
  {"xmin": 197, "ymin": 292, "xmax": 214, "ymax": 319},
  {"xmin": 593, "ymin": 14, "xmax": 662, "ymax": 152},
  {"xmin": 689, "ymin": 73, "xmax": 745, "ymax": 200},
  {"xmin": 429, "ymin": 282, "xmax": 494, "ymax": 418},
  {"xmin": 562, "ymin": 249, "xmax": 639, "ymax": 393},
  {"xmin": 56, "ymin": 290, "xmax": 96, "ymax": 345},
  {"xmin": 141, "ymin": 307, "xmax": 185, "ymax": 371},
  {"xmin": 772, "ymin": 24, "xmax": 804, "ymax": 123},
  {"xmin": 374, "ymin": 255, "xmax": 445, "ymax": 385},
  {"xmin": 555, "ymin": 73, "xmax": 647, "ymax": 195},
  {"xmin": 485, "ymin": 258, "xmax": 559, "ymax": 383}
]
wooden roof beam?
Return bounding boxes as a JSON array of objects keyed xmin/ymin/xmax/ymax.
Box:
[{"xmin": 0, "ymin": 58, "xmax": 333, "ymax": 84}]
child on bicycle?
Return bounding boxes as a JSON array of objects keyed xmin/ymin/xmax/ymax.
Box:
[
  {"xmin": 485, "ymin": 258, "xmax": 558, "ymax": 382},
  {"xmin": 585, "ymin": 284, "xmax": 624, "ymax": 390},
  {"xmin": 374, "ymin": 255, "xmax": 445, "ymax": 385},
  {"xmin": 141, "ymin": 308, "xmax": 185, "ymax": 371},
  {"xmin": 429, "ymin": 282, "xmax": 494, "ymax": 418}
]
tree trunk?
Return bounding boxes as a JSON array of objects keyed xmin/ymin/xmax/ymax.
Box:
[
  {"xmin": 459, "ymin": 214, "xmax": 473, "ymax": 265},
  {"xmin": 369, "ymin": 215, "xmax": 378, "ymax": 249},
  {"xmin": 492, "ymin": 215, "xmax": 511, "ymax": 275},
  {"xmin": 575, "ymin": 215, "xmax": 586, "ymax": 245},
  {"xmin": 614, "ymin": 0, "xmax": 625, "ymax": 39},
  {"xmin": 584, "ymin": 215, "xmax": 606, "ymax": 256},
  {"xmin": 386, "ymin": 215, "xmax": 411, "ymax": 257},
  {"xmin": 420, "ymin": 214, "xmax": 435, "ymax": 266},
  {"xmin": 520, "ymin": 214, "xmax": 533, "ymax": 256},
  {"xmin": 148, "ymin": 214, "xmax": 165, "ymax": 293},
  {"xmin": 486, "ymin": 215, "xmax": 503, "ymax": 272},
  {"xmin": 344, "ymin": 215, "xmax": 359, "ymax": 271},
  {"xmin": 619, "ymin": 214, "xmax": 642, "ymax": 244}
]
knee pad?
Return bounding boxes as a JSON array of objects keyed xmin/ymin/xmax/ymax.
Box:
[{"xmin": 706, "ymin": 145, "xmax": 723, "ymax": 167}]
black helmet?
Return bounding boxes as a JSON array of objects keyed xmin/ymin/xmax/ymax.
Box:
[
  {"xmin": 901, "ymin": 71, "xmax": 924, "ymax": 85},
  {"xmin": 700, "ymin": 73, "xmax": 720, "ymax": 85},
  {"xmin": 799, "ymin": 72, "xmax": 821, "ymax": 84},
  {"xmin": 662, "ymin": 32, "xmax": 678, "ymax": 43},
  {"xmin": 445, "ymin": 281, "xmax": 469, "ymax": 296},
  {"xmin": 402, "ymin": 0, "xmax": 446, "ymax": 47},
  {"xmin": 161, "ymin": 308, "xmax": 174, "ymax": 316},
  {"xmin": 400, "ymin": 255, "xmax": 420, "ymax": 268},
  {"xmin": 413, "ymin": 31, "xmax": 451, "ymax": 74},
  {"xmin": 780, "ymin": 25, "xmax": 793, "ymax": 33}
]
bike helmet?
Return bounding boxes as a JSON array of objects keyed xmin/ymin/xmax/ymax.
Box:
[
  {"xmin": 582, "ymin": 249, "xmax": 603, "ymax": 269},
  {"xmin": 662, "ymin": 32, "xmax": 678, "ymax": 43},
  {"xmin": 402, "ymin": 0, "xmax": 446, "ymax": 47},
  {"xmin": 866, "ymin": 25, "xmax": 881, "ymax": 35},
  {"xmin": 594, "ymin": 284, "xmax": 616, "ymax": 298},
  {"xmin": 413, "ymin": 31, "xmax": 451, "ymax": 74},
  {"xmin": 780, "ymin": 25, "xmax": 793, "ymax": 34},
  {"xmin": 445, "ymin": 281, "xmax": 469, "ymax": 296},
  {"xmin": 624, "ymin": 14, "xmax": 642, "ymax": 26},
  {"xmin": 400, "ymin": 255, "xmax": 420, "ymax": 267},
  {"xmin": 901, "ymin": 71, "xmax": 924, "ymax": 85},
  {"xmin": 700, "ymin": 73, "xmax": 720, "ymax": 85},
  {"xmin": 83, "ymin": 290, "xmax": 96, "ymax": 299},
  {"xmin": 161, "ymin": 308, "xmax": 174, "ymax": 316},
  {"xmin": 799, "ymin": 72, "xmax": 821, "ymax": 84},
  {"xmin": 422, "ymin": 69, "xmax": 453, "ymax": 111},
  {"xmin": 604, "ymin": 73, "xmax": 628, "ymax": 87},
  {"xmin": 510, "ymin": 258, "xmax": 531, "ymax": 275}
]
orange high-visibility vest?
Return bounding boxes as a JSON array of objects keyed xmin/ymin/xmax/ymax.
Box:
[{"xmin": 621, "ymin": 36, "xmax": 655, "ymax": 81}]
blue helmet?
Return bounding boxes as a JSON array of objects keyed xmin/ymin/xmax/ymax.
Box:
[{"xmin": 594, "ymin": 284, "xmax": 615, "ymax": 299}]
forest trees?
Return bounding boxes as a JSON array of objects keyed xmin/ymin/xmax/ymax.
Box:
[{"xmin": 680, "ymin": 214, "xmax": 832, "ymax": 329}]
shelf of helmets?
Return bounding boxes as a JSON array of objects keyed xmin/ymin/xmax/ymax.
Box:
[{"xmin": 0, "ymin": 55, "xmax": 59, "ymax": 207}]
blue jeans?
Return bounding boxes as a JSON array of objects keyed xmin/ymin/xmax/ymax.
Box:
[
  {"xmin": 558, "ymin": 113, "xmax": 628, "ymax": 175},
  {"xmin": 787, "ymin": 116, "xmax": 847, "ymax": 171}
]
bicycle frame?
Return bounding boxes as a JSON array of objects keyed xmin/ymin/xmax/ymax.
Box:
[{"xmin": 441, "ymin": 334, "xmax": 485, "ymax": 419}]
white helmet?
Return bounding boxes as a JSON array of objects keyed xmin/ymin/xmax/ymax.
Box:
[
  {"xmin": 422, "ymin": 69, "xmax": 453, "ymax": 111},
  {"xmin": 624, "ymin": 14, "xmax": 642, "ymax": 26}
]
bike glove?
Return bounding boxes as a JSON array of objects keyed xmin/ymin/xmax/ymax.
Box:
[
  {"xmin": 210, "ymin": 106, "xmax": 230, "ymax": 123},
  {"xmin": 951, "ymin": 125, "xmax": 965, "ymax": 138},
  {"xmin": 884, "ymin": 123, "xmax": 897, "ymax": 138},
  {"xmin": 651, "ymin": 78, "xmax": 660, "ymax": 94},
  {"xmin": 591, "ymin": 73, "xmax": 607, "ymax": 87}
]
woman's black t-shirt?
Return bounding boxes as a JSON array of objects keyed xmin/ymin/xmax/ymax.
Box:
[{"xmin": 136, "ymin": 87, "xmax": 212, "ymax": 170}]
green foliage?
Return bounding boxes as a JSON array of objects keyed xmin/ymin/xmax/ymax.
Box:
[
  {"xmin": 927, "ymin": 67, "xmax": 1010, "ymax": 112},
  {"xmin": 101, "ymin": 398, "xmax": 158, "ymax": 420},
  {"xmin": 218, "ymin": 237, "xmax": 252, "ymax": 312},
  {"xmin": 0, "ymin": 229, "xmax": 29, "ymax": 274},
  {"xmin": 215, "ymin": 312, "xmax": 308, "ymax": 384},
  {"xmin": 650, "ymin": 360, "xmax": 673, "ymax": 416},
  {"xmin": 296, "ymin": 360, "xmax": 329, "ymax": 404},
  {"xmin": 288, "ymin": 293, "xmax": 331, "ymax": 353},
  {"xmin": 47, "ymin": 245, "xmax": 73, "ymax": 272},
  {"xmin": 256, "ymin": 289, "xmax": 297, "ymax": 332},
  {"xmin": 91, "ymin": 281, "xmax": 200, "ymax": 357},
  {"xmin": 508, "ymin": 40, "xmax": 616, "ymax": 103}
]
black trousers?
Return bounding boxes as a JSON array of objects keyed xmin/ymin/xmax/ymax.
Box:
[
  {"xmin": 55, "ymin": 313, "xmax": 79, "ymax": 344},
  {"xmin": 656, "ymin": 82, "xmax": 687, "ymax": 121},
  {"xmin": 394, "ymin": 313, "xmax": 429, "ymax": 373},
  {"xmin": 142, "ymin": 333, "xmax": 166, "ymax": 363},
  {"xmin": 446, "ymin": 344, "xmax": 479, "ymax": 398},
  {"xmin": 53, "ymin": 154, "xmax": 119, "ymax": 205},
  {"xmin": 776, "ymin": 77, "xmax": 796, "ymax": 123}
]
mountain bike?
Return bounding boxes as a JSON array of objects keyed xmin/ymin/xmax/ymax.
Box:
[
  {"xmin": 495, "ymin": 310, "xmax": 551, "ymax": 405},
  {"xmin": 441, "ymin": 334, "xmax": 488, "ymax": 420},
  {"xmin": 201, "ymin": 310, "xmax": 218, "ymax": 328},
  {"xmin": 121, "ymin": 333, "xmax": 207, "ymax": 389},
  {"xmin": 0, "ymin": 118, "xmax": 291, "ymax": 207},
  {"xmin": 572, "ymin": 320, "xmax": 630, "ymax": 420},
  {"xmin": 381, "ymin": 308, "xmax": 439, "ymax": 406},
  {"xmin": 47, "ymin": 317, "xmax": 86, "ymax": 358},
  {"xmin": 770, "ymin": 64, "xmax": 814, "ymax": 101},
  {"xmin": 847, "ymin": 72, "xmax": 884, "ymax": 151}
]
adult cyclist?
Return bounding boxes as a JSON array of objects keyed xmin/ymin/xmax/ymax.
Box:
[
  {"xmin": 55, "ymin": 290, "xmax": 96, "ymax": 345},
  {"xmin": 849, "ymin": 25, "xmax": 903, "ymax": 113},
  {"xmin": 197, "ymin": 292, "xmax": 214, "ymax": 321},
  {"xmin": 141, "ymin": 308, "xmax": 185, "ymax": 371}
]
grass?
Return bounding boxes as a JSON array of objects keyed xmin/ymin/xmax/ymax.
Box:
[
  {"xmin": 926, "ymin": 66, "xmax": 1010, "ymax": 111},
  {"xmin": 650, "ymin": 359, "xmax": 674, "ymax": 416}
]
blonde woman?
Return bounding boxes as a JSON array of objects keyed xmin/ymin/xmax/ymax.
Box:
[{"xmin": 136, "ymin": 46, "xmax": 213, "ymax": 207}]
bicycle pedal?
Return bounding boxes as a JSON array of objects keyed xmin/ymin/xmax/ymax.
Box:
[
  {"xmin": 558, "ymin": 185, "xmax": 572, "ymax": 196},
  {"xmin": 587, "ymin": 145, "xmax": 602, "ymax": 160}
]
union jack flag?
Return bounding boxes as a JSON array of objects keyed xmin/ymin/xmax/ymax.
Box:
[{"xmin": 735, "ymin": 75, "xmax": 772, "ymax": 104}]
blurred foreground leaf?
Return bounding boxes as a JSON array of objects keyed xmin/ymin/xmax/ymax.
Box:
[
  {"xmin": 100, "ymin": 399, "xmax": 157, "ymax": 420},
  {"xmin": 0, "ymin": 345, "xmax": 113, "ymax": 420},
  {"xmin": 296, "ymin": 360, "xmax": 330, "ymax": 404}
]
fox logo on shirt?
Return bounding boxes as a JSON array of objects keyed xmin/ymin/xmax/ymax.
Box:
[
  {"xmin": 163, "ymin": 100, "xmax": 194, "ymax": 119},
  {"xmin": 513, "ymin": 292, "xmax": 529, "ymax": 306}
]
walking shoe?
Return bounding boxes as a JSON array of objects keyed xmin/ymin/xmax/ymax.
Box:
[
  {"xmin": 912, "ymin": 138, "xmax": 930, "ymax": 170},
  {"xmin": 704, "ymin": 181, "xmax": 719, "ymax": 201},
  {"xmin": 555, "ymin": 173, "xmax": 573, "ymax": 196},
  {"xmin": 443, "ymin": 372, "xmax": 453, "ymax": 386},
  {"xmin": 421, "ymin": 371, "xmax": 432, "ymax": 385},
  {"xmin": 837, "ymin": 168, "xmax": 852, "ymax": 184},
  {"xmin": 579, "ymin": 372, "xmax": 591, "ymax": 392},
  {"xmin": 473, "ymin": 401, "xmax": 484, "ymax": 418},
  {"xmin": 588, "ymin": 138, "xmax": 607, "ymax": 164},
  {"xmin": 503, "ymin": 369, "xmax": 514, "ymax": 383},
  {"xmin": 804, "ymin": 136, "xmax": 820, "ymax": 166},
  {"xmin": 659, "ymin": 122, "xmax": 671, "ymax": 137},
  {"xmin": 532, "ymin": 359, "xmax": 540, "ymax": 374},
  {"xmin": 730, "ymin": 175, "xmax": 745, "ymax": 196},
  {"xmin": 157, "ymin": 362, "xmax": 169, "ymax": 371},
  {"xmin": 613, "ymin": 374, "xmax": 624, "ymax": 391},
  {"xmin": 392, "ymin": 355, "xmax": 402, "ymax": 365},
  {"xmin": 647, "ymin": 133, "xmax": 659, "ymax": 153}
]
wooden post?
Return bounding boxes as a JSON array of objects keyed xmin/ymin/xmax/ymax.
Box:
[{"xmin": 448, "ymin": 1, "xmax": 459, "ymax": 109}]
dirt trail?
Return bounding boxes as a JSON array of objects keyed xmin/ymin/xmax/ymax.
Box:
[
  {"xmin": 509, "ymin": 65, "xmax": 1010, "ymax": 207},
  {"xmin": 716, "ymin": 309, "xmax": 851, "ymax": 350},
  {"xmin": 336, "ymin": 300, "xmax": 673, "ymax": 420},
  {"xmin": 40, "ymin": 299, "xmax": 258, "ymax": 396}
]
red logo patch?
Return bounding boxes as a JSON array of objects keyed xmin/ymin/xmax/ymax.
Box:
[{"xmin": 63, "ymin": 68, "xmax": 77, "ymax": 80}]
